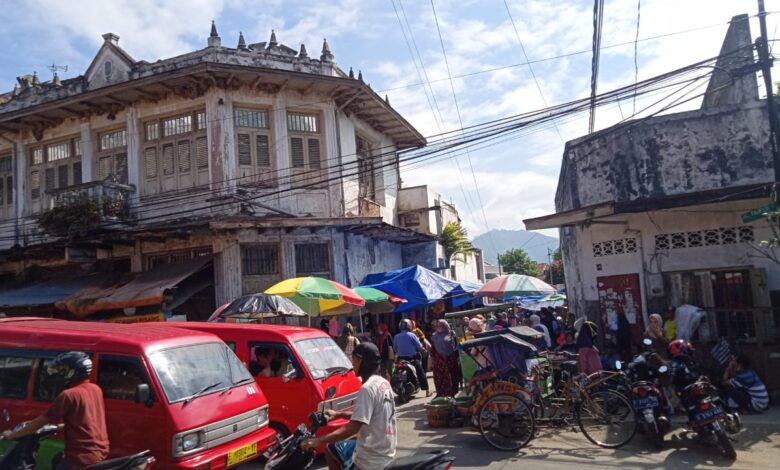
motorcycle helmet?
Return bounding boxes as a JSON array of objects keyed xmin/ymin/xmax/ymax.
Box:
[
  {"xmin": 668, "ymin": 339, "xmax": 694, "ymax": 360},
  {"xmin": 352, "ymin": 342, "xmax": 381, "ymax": 382},
  {"xmin": 47, "ymin": 351, "xmax": 92, "ymax": 384},
  {"xmin": 398, "ymin": 318, "xmax": 412, "ymax": 331}
]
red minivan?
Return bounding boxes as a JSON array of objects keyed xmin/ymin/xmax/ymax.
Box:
[
  {"xmin": 0, "ymin": 318, "xmax": 278, "ymax": 469},
  {"xmin": 173, "ymin": 323, "xmax": 362, "ymax": 444}
]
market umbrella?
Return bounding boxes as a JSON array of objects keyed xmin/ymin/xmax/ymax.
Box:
[
  {"xmin": 213, "ymin": 293, "xmax": 306, "ymax": 321},
  {"xmin": 265, "ymin": 277, "xmax": 365, "ymax": 316},
  {"xmin": 354, "ymin": 286, "xmax": 407, "ymax": 314},
  {"xmin": 478, "ymin": 274, "xmax": 557, "ymax": 298}
]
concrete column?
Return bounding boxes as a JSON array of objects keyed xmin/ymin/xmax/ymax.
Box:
[
  {"xmin": 281, "ymin": 237, "xmax": 296, "ymax": 279},
  {"xmin": 13, "ymin": 134, "xmax": 26, "ymax": 221},
  {"xmin": 79, "ymin": 120, "xmax": 95, "ymax": 182},
  {"xmin": 130, "ymin": 240, "xmax": 143, "ymax": 273},
  {"xmin": 272, "ymin": 94, "xmax": 291, "ymax": 212},
  {"xmin": 214, "ymin": 235, "xmax": 242, "ymax": 305},
  {"xmin": 205, "ymin": 88, "xmax": 236, "ymax": 194},
  {"xmin": 125, "ymin": 106, "xmax": 141, "ymax": 191},
  {"xmin": 321, "ymin": 103, "xmax": 339, "ymax": 218}
]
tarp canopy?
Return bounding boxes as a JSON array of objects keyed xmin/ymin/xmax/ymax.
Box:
[
  {"xmin": 0, "ymin": 275, "xmax": 105, "ymax": 309},
  {"xmin": 56, "ymin": 257, "xmax": 213, "ymax": 317},
  {"xmin": 360, "ymin": 265, "xmax": 481, "ymax": 313}
]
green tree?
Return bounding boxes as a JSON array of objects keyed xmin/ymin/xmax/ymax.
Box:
[
  {"xmin": 550, "ymin": 248, "xmax": 565, "ymax": 284},
  {"xmin": 499, "ymin": 248, "xmax": 540, "ymax": 277},
  {"xmin": 440, "ymin": 221, "xmax": 477, "ymax": 265}
]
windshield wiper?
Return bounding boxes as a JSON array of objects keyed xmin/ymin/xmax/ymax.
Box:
[
  {"xmin": 234, "ymin": 377, "xmax": 255, "ymax": 385},
  {"xmin": 183, "ymin": 381, "xmax": 223, "ymax": 405},
  {"xmin": 325, "ymin": 366, "xmax": 351, "ymax": 378}
]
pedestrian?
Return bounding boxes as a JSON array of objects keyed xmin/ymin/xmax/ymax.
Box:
[
  {"xmin": 393, "ymin": 319, "xmax": 431, "ymax": 397},
  {"xmin": 376, "ymin": 322, "xmax": 395, "ymax": 379},
  {"xmin": 574, "ymin": 317, "xmax": 602, "ymax": 375},
  {"xmin": 328, "ymin": 315, "xmax": 340, "ymax": 339},
  {"xmin": 493, "ymin": 311, "xmax": 509, "ymax": 330},
  {"xmin": 411, "ymin": 320, "xmax": 431, "ymax": 372},
  {"xmin": 664, "ymin": 307, "xmax": 677, "ymax": 341},
  {"xmin": 2, "ymin": 352, "xmax": 109, "ymax": 469},
  {"xmin": 319, "ymin": 318, "xmax": 330, "ymax": 335},
  {"xmin": 616, "ymin": 311, "xmax": 632, "ymax": 362},
  {"xmin": 430, "ymin": 320, "xmax": 462, "ymax": 397},
  {"xmin": 721, "ymin": 355, "xmax": 769, "ymax": 413},
  {"xmin": 644, "ymin": 313, "xmax": 670, "ymax": 358},
  {"xmin": 529, "ymin": 314, "xmax": 551, "ymax": 349},
  {"xmin": 337, "ymin": 323, "xmax": 360, "ymax": 357},
  {"xmin": 540, "ymin": 307, "xmax": 557, "ymax": 338},
  {"xmin": 301, "ymin": 343, "xmax": 397, "ymax": 470}
]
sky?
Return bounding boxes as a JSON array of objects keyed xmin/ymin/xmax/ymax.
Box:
[{"xmin": 1, "ymin": 0, "xmax": 779, "ymax": 243}]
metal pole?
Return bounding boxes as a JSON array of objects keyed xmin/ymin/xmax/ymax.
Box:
[
  {"xmin": 757, "ymin": 0, "xmax": 780, "ymax": 203},
  {"xmin": 547, "ymin": 248, "xmax": 554, "ymax": 285}
]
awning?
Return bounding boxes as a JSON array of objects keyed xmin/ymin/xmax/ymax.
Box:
[
  {"xmin": 56, "ymin": 256, "xmax": 213, "ymax": 317},
  {"xmin": 0, "ymin": 275, "xmax": 105, "ymax": 309}
]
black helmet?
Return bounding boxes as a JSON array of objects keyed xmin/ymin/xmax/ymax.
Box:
[
  {"xmin": 47, "ymin": 351, "xmax": 92, "ymax": 384},
  {"xmin": 398, "ymin": 319, "xmax": 412, "ymax": 331},
  {"xmin": 351, "ymin": 342, "xmax": 381, "ymax": 382}
]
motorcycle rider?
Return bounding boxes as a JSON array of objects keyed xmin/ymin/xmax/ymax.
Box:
[
  {"xmin": 392, "ymin": 319, "xmax": 431, "ymax": 397},
  {"xmin": 1, "ymin": 351, "xmax": 109, "ymax": 469},
  {"xmin": 301, "ymin": 342, "xmax": 396, "ymax": 470},
  {"xmin": 668, "ymin": 339, "xmax": 698, "ymax": 391}
]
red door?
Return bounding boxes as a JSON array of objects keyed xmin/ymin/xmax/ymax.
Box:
[{"xmin": 597, "ymin": 274, "xmax": 645, "ymax": 351}]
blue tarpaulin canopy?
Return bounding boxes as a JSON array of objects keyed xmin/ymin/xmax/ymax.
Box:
[
  {"xmin": 360, "ymin": 265, "xmax": 481, "ymax": 313},
  {"xmin": 0, "ymin": 275, "xmax": 104, "ymax": 309}
]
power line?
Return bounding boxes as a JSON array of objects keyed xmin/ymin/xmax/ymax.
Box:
[
  {"xmin": 588, "ymin": 0, "xmax": 606, "ymax": 133},
  {"xmin": 503, "ymin": 0, "xmax": 564, "ymax": 142},
  {"xmin": 633, "ymin": 0, "xmax": 641, "ymax": 116}
]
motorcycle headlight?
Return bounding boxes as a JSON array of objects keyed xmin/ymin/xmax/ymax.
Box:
[{"xmin": 257, "ymin": 407, "xmax": 269, "ymax": 427}]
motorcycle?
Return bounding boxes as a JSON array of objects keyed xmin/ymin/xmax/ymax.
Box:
[
  {"xmin": 265, "ymin": 412, "xmax": 455, "ymax": 470},
  {"xmin": 391, "ymin": 359, "xmax": 420, "ymax": 405},
  {"xmin": 622, "ymin": 339, "xmax": 672, "ymax": 448},
  {"xmin": 0, "ymin": 421, "xmax": 155, "ymax": 470}
]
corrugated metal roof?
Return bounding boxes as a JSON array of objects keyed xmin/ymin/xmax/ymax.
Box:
[{"xmin": 0, "ymin": 276, "xmax": 105, "ymax": 308}]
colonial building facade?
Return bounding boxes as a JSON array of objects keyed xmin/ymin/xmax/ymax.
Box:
[{"xmin": 0, "ymin": 25, "xmax": 436, "ymax": 320}]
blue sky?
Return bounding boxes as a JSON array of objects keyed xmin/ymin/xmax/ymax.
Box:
[{"xmin": 1, "ymin": 0, "xmax": 778, "ymax": 239}]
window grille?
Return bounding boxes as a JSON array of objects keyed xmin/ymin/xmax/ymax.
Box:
[
  {"xmin": 242, "ymin": 245, "xmax": 279, "ymax": 275},
  {"xmin": 295, "ymin": 243, "xmax": 330, "ymax": 275}
]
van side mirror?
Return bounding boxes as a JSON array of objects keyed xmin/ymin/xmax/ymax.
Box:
[
  {"xmin": 135, "ymin": 384, "xmax": 152, "ymax": 406},
  {"xmin": 282, "ymin": 364, "xmax": 299, "ymax": 383}
]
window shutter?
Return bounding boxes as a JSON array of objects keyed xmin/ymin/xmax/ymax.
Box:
[
  {"xmin": 177, "ymin": 140, "xmax": 191, "ymax": 172},
  {"xmin": 237, "ymin": 133, "xmax": 251, "ymax": 166},
  {"xmin": 162, "ymin": 143, "xmax": 174, "ymax": 176},
  {"xmin": 6, "ymin": 176, "xmax": 12, "ymax": 204},
  {"xmin": 98, "ymin": 157, "xmax": 112, "ymax": 180},
  {"xmin": 72, "ymin": 162, "xmax": 82, "ymax": 185},
  {"xmin": 144, "ymin": 148, "xmax": 158, "ymax": 179},
  {"xmin": 0, "ymin": 178, "xmax": 4, "ymax": 205},
  {"xmin": 45, "ymin": 168, "xmax": 55, "ymax": 191},
  {"xmin": 115, "ymin": 153, "xmax": 128, "ymax": 184},
  {"xmin": 256, "ymin": 134, "xmax": 270, "ymax": 167},
  {"xmin": 290, "ymin": 137, "xmax": 305, "ymax": 168},
  {"xmin": 196, "ymin": 136, "xmax": 208, "ymax": 169},
  {"xmin": 307, "ymin": 138, "xmax": 321, "ymax": 169},
  {"xmin": 31, "ymin": 171, "xmax": 40, "ymax": 200},
  {"xmin": 57, "ymin": 164, "xmax": 69, "ymax": 188}
]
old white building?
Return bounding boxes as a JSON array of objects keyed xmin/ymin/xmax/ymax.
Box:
[
  {"xmin": 0, "ymin": 25, "xmax": 439, "ymax": 320},
  {"xmin": 524, "ymin": 15, "xmax": 780, "ymax": 388}
]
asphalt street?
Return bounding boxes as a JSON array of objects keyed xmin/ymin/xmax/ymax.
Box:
[{"xmin": 241, "ymin": 393, "xmax": 780, "ymax": 469}]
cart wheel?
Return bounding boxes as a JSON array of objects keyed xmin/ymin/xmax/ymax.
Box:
[
  {"xmin": 577, "ymin": 389, "xmax": 637, "ymax": 448},
  {"xmin": 477, "ymin": 393, "xmax": 535, "ymax": 451}
]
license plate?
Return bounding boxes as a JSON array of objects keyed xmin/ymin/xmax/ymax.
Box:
[
  {"xmin": 227, "ymin": 442, "xmax": 257, "ymax": 466},
  {"xmin": 693, "ymin": 406, "xmax": 724, "ymax": 423},
  {"xmin": 633, "ymin": 396, "xmax": 658, "ymax": 409}
]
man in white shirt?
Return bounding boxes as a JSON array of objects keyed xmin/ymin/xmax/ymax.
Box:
[{"xmin": 302, "ymin": 342, "xmax": 396, "ymax": 470}]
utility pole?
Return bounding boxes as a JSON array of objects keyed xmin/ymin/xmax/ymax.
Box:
[
  {"xmin": 547, "ymin": 248, "xmax": 554, "ymax": 285},
  {"xmin": 757, "ymin": 0, "xmax": 780, "ymax": 203},
  {"xmin": 497, "ymin": 253, "xmax": 502, "ymax": 276}
]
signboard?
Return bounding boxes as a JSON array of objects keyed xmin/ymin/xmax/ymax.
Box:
[
  {"xmin": 741, "ymin": 203, "xmax": 777, "ymax": 224},
  {"xmin": 104, "ymin": 312, "xmax": 165, "ymax": 324}
]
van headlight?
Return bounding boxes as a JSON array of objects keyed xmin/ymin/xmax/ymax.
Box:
[
  {"xmin": 173, "ymin": 430, "xmax": 205, "ymax": 456},
  {"xmin": 257, "ymin": 407, "xmax": 269, "ymax": 427}
]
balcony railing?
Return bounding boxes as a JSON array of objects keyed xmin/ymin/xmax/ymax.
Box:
[{"xmin": 46, "ymin": 177, "xmax": 136, "ymax": 221}]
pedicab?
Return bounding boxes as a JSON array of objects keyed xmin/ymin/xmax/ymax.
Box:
[{"xmin": 454, "ymin": 333, "xmax": 539, "ymax": 451}]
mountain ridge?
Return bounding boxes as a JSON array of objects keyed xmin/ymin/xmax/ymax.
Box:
[{"xmin": 472, "ymin": 229, "xmax": 559, "ymax": 264}]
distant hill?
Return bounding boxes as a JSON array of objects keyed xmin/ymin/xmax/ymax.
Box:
[{"xmin": 472, "ymin": 229, "xmax": 559, "ymax": 264}]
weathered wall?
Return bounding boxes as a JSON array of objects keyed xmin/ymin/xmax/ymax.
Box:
[
  {"xmin": 342, "ymin": 233, "xmax": 403, "ymax": 286},
  {"xmin": 556, "ymin": 103, "xmax": 773, "ymax": 212}
]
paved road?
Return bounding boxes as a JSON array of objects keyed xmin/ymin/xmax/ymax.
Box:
[{"xmin": 246, "ymin": 397, "xmax": 780, "ymax": 469}]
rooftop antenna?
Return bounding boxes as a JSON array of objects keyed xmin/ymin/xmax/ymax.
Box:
[{"xmin": 47, "ymin": 63, "xmax": 68, "ymax": 79}]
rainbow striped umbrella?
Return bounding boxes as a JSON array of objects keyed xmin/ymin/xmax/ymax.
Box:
[
  {"xmin": 478, "ymin": 274, "xmax": 556, "ymax": 298},
  {"xmin": 265, "ymin": 277, "xmax": 365, "ymax": 316}
]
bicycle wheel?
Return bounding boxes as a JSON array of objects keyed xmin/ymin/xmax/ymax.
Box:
[
  {"xmin": 478, "ymin": 393, "xmax": 536, "ymax": 451},
  {"xmin": 577, "ymin": 389, "xmax": 637, "ymax": 448}
]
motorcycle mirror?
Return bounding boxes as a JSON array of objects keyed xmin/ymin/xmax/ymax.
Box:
[
  {"xmin": 658, "ymin": 365, "xmax": 669, "ymax": 374},
  {"xmin": 615, "ymin": 360, "xmax": 622, "ymax": 370},
  {"xmin": 282, "ymin": 364, "xmax": 298, "ymax": 383},
  {"xmin": 643, "ymin": 338, "xmax": 652, "ymax": 347},
  {"xmin": 325, "ymin": 386, "xmax": 337, "ymax": 399}
]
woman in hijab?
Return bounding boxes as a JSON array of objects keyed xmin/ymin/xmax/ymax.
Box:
[
  {"xmin": 411, "ymin": 320, "xmax": 431, "ymax": 373},
  {"xmin": 376, "ymin": 322, "xmax": 394, "ymax": 378},
  {"xmin": 431, "ymin": 319, "xmax": 462, "ymax": 397},
  {"xmin": 529, "ymin": 314, "xmax": 552, "ymax": 349},
  {"xmin": 575, "ymin": 317, "xmax": 602, "ymax": 375},
  {"xmin": 336, "ymin": 323, "xmax": 360, "ymax": 357},
  {"xmin": 644, "ymin": 313, "xmax": 670, "ymax": 358}
]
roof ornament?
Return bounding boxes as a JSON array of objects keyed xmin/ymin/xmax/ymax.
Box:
[
  {"xmin": 269, "ymin": 30, "xmax": 278, "ymax": 47},
  {"xmin": 299, "ymin": 43, "xmax": 308, "ymax": 58},
  {"xmin": 385, "ymin": 94, "xmax": 390, "ymax": 104},
  {"xmin": 237, "ymin": 31, "xmax": 247, "ymax": 50},
  {"xmin": 32, "ymin": 72, "xmax": 40, "ymax": 87},
  {"xmin": 52, "ymin": 72, "xmax": 62, "ymax": 87},
  {"xmin": 358, "ymin": 70, "xmax": 363, "ymax": 82},
  {"xmin": 320, "ymin": 38, "xmax": 334, "ymax": 62},
  {"xmin": 208, "ymin": 20, "xmax": 221, "ymax": 47},
  {"xmin": 348, "ymin": 67, "xmax": 354, "ymax": 79}
]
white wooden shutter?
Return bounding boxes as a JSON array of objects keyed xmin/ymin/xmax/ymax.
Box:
[
  {"xmin": 98, "ymin": 156, "xmax": 112, "ymax": 180},
  {"xmin": 196, "ymin": 137, "xmax": 208, "ymax": 169},
  {"xmin": 144, "ymin": 148, "xmax": 158, "ymax": 179},
  {"xmin": 30, "ymin": 170, "xmax": 40, "ymax": 200},
  {"xmin": 237, "ymin": 133, "xmax": 251, "ymax": 166},
  {"xmin": 256, "ymin": 134, "xmax": 270, "ymax": 167},
  {"xmin": 177, "ymin": 140, "xmax": 191, "ymax": 173},
  {"xmin": 162, "ymin": 144, "xmax": 175, "ymax": 176}
]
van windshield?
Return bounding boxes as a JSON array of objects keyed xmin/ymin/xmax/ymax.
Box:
[
  {"xmin": 149, "ymin": 342, "xmax": 253, "ymax": 403},
  {"xmin": 293, "ymin": 337, "xmax": 353, "ymax": 380}
]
